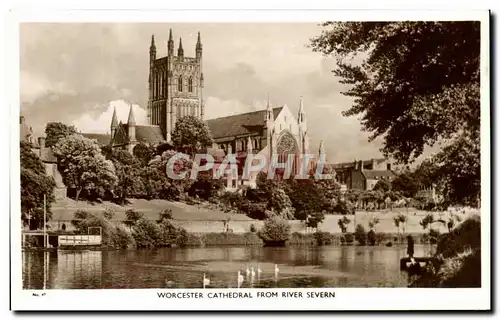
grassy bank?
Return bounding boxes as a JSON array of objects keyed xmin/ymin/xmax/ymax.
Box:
[{"xmin": 410, "ymin": 215, "xmax": 481, "ymax": 288}]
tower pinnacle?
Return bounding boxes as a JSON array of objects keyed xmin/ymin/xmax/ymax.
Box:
[
  {"xmin": 111, "ymin": 106, "xmax": 118, "ymax": 128},
  {"xmin": 168, "ymin": 29, "xmax": 174, "ymax": 56},
  {"xmin": 128, "ymin": 104, "xmax": 136, "ymax": 125},
  {"xmin": 178, "ymin": 37, "xmax": 184, "ymax": 57}
]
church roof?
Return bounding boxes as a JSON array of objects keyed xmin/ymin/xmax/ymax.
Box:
[
  {"xmin": 82, "ymin": 133, "xmax": 111, "ymax": 146},
  {"xmin": 206, "ymin": 107, "xmax": 283, "ymax": 139},
  {"xmin": 362, "ymin": 170, "xmax": 396, "ymax": 179},
  {"xmin": 330, "ymin": 158, "xmax": 386, "ymax": 170},
  {"xmin": 136, "ymin": 125, "xmax": 165, "ymax": 145}
]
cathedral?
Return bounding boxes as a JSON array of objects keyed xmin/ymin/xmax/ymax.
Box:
[{"xmin": 107, "ymin": 30, "xmax": 319, "ymax": 188}]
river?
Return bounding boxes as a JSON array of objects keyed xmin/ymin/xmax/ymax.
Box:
[{"xmin": 22, "ymin": 244, "xmax": 432, "ymax": 289}]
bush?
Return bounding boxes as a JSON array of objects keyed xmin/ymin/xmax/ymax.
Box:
[
  {"xmin": 288, "ymin": 232, "xmax": 316, "ymax": 246},
  {"xmin": 354, "ymin": 224, "xmax": 366, "ymax": 245},
  {"xmin": 175, "ymin": 228, "xmax": 190, "ymax": 247},
  {"xmin": 75, "ymin": 214, "xmax": 135, "ymax": 249},
  {"xmin": 315, "ymin": 231, "xmax": 335, "ymax": 246},
  {"xmin": 157, "ymin": 208, "xmax": 173, "ymax": 222},
  {"xmin": 125, "ymin": 209, "xmax": 143, "ymax": 224},
  {"xmin": 258, "ymin": 215, "xmax": 291, "ymax": 243},
  {"xmin": 367, "ymin": 229, "xmax": 376, "ymax": 245},
  {"xmin": 341, "ymin": 232, "xmax": 354, "ymax": 245},
  {"xmin": 333, "ymin": 200, "xmax": 354, "ymax": 215},
  {"xmin": 103, "ymin": 208, "xmax": 115, "ymax": 220},
  {"xmin": 157, "ymin": 219, "xmax": 180, "ymax": 247},
  {"xmin": 113, "ymin": 224, "xmax": 136, "ymax": 249},
  {"xmin": 131, "ymin": 218, "xmax": 162, "ymax": 248}
]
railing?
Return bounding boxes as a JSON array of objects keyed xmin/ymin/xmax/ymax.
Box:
[{"xmin": 58, "ymin": 235, "xmax": 101, "ymax": 246}]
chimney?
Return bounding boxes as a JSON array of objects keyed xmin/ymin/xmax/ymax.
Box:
[
  {"xmin": 353, "ymin": 159, "xmax": 357, "ymax": 170},
  {"xmin": 371, "ymin": 158, "xmax": 376, "ymax": 170},
  {"xmin": 38, "ymin": 137, "xmax": 46, "ymax": 149},
  {"xmin": 360, "ymin": 160, "xmax": 364, "ymax": 172}
]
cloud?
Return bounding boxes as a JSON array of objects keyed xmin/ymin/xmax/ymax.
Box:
[{"xmin": 71, "ymin": 100, "xmax": 147, "ymax": 134}]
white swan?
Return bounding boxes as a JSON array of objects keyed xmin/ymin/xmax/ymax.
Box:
[
  {"xmin": 203, "ymin": 273, "xmax": 210, "ymax": 289},
  {"xmin": 257, "ymin": 264, "xmax": 262, "ymax": 277},
  {"xmin": 245, "ymin": 265, "xmax": 250, "ymax": 277},
  {"xmin": 250, "ymin": 266, "xmax": 256, "ymax": 278},
  {"xmin": 274, "ymin": 264, "xmax": 280, "ymax": 278}
]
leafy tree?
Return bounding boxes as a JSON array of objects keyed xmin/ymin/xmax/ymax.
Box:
[
  {"xmin": 368, "ymin": 216, "xmax": 380, "ymax": 231},
  {"xmin": 125, "ymin": 209, "xmax": 143, "ymax": 224},
  {"xmin": 148, "ymin": 150, "xmax": 194, "ymax": 200},
  {"xmin": 52, "ymin": 134, "xmax": 117, "ymax": 200},
  {"xmin": 20, "ymin": 142, "xmax": 56, "ymax": 229},
  {"xmin": 258, "ymin": 215, "xmax": 291, "ymax": 243},
  {"xmin": 267, "ymin": 188, "xmax": 295, "ymax": 219},
  {"xmin": 105, "ymin": 149, "xmax": 144, "ymax": 203},
  {"xmin": 391, "ymin": 172, "xmax": 420, "ymax": 198},
  {"xmin": 157, "ymin": 208, "xmax": 173, "ymax": 223},
  {"xmin": 337, "ymin": 216, "xmax": 351, "ymax": 233},
  {"xmin": 171, "ymin": 115, "xmax": 213, "ymax": 156},
  {"xmin": 44, "ymin": 122, "xmax": 77, "ymax": 148},
  {"xmin": 311, "ymin": 21, "xmax": 480, "ymax": 206},
  {"xmin": 133, "ymin": 143, "xmax": 155, "ymax": 166},
  {"xmin": 373, "ymin": 179, "xmax": 391, "ymax": 193}
]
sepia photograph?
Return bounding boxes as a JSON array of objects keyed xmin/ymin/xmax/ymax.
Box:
[{"xmin": 9, "ymin": 8, "xmax": 490, "ymax": 311}]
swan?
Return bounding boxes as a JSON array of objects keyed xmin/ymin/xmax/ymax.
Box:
[
  {"xmin": 203, "ymin": 273, "xmax": 210, "ymax": 289},
  {"xmin": 274, "ymin": 264, "xmax": 280, "ymax": 278},
  {"xmin": 257, "ymin": 264, "xmax": 262, "ymax": 276},
  {"xmin": 250, "ymin": 267, "xmax": 256, "ymax": 278},
  {"xmin": 245, "ymin": 265, "xmax": 250, "ymax": 277}
]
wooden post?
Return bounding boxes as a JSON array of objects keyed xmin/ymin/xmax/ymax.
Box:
[{"xmin": 43, "ymin": 194, "xmax": 47, "ymax": 248}]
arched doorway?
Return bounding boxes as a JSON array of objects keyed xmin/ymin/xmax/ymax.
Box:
[{"xmin": 276, "ymin": 131, "xmax": 299, "ymax": 176}]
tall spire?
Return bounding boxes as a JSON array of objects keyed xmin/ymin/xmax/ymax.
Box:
[
  {"xmin": 149, "ymin": 34, "xmax": 156, "ymax": 61},
  {"xmin": 196, "ymin": 31, "xmax": 203, "ymax": 60},
  {"xmin": 178, "ymin": 37, "xmax": 184, "ymax": 57},
  {"xmin": 266, "ymin": 93, "xmax": 271, "ymax": 110},
  {"xmin": 128, "ymin": 104, "xmax": 136, "ymax": 125},
  {"xmin": 111, "ymin": 106, "xmax": 118, "ymax": 128},
  {"xmin": 168, "ymin": 29, "xmax": 174, "ymax": 56},
  {"xmin": 150, "ymin": 34, "xmax": 156, "ymax": 49}
]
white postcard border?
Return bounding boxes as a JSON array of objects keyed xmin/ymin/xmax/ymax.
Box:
[{"xmin": 8, "ymin": 8, "xmax": 491, "ymax": 311}]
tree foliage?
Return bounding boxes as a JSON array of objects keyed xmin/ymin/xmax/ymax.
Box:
[
  {"xmin": 171, "ymin": 116, "xmax": 213, "ymax": 156},
  {"xmin": 52, "ymin": 134, "xmax": 117, "ymax": 200},
  {"xmin": 45, "ymin": 122, "xmax": 77, "ymax": 148},
  {"xmin": 311, "ymin": 22, "xmax": 480, "ymax": 206},
  {"xmin": 20, "ymin": 142, "xmax": 55, "ymax": 228},
  {"xmin": 258, "ymin": 215, "xmax": 291, "ymax": 243}
]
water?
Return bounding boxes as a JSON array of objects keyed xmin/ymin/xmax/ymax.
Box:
[{"xmin": 22, "ymin": 245, "xmax": 431, "ymax": 289}]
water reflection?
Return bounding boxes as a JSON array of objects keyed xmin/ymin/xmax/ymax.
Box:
[{"xmin": 22, "ymin": 245, "xmax": 431, "ymax": 289}]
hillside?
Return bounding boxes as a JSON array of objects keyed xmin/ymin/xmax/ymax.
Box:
[{"xmin": 50, "ymin": 198, "xmax": 254, "ymax": 222}]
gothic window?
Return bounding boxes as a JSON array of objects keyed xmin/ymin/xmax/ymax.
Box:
[
  {"xmin": 188, "ymin": 77, "xmax": 193, "ymax": 92},
  {"xmin": 277, "ymin": 132, "xmax": 299, "ymax": 174},
  {"xmin": 178, "ymin": 76, "xmax": 183, "ymax": 92}
]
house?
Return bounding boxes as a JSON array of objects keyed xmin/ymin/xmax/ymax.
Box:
[{"xmin": 332, "ymin": 158, "xmax": 396, "ymax": 191}]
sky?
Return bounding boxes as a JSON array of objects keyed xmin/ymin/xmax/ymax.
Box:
[{"xmin": 19, "ymin": 23, "xmax": 386, "ymax": 163}]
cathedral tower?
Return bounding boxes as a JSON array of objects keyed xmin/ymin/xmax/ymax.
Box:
[
  {"xmin": 298, "ymin": 96, "xmax": 309, "ymax": 154},
  {"xmin": 148, "ymin": 30, "xmax": 204, "ymax": 142}
]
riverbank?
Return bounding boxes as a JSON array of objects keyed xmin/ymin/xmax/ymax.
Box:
[
  {"xmin": 409, "ymin": 215, "xmax": 481, "ymax": 287},
  {"xmin": 23, "ymin": 229, "xmax": 437, "ymax": 250}
]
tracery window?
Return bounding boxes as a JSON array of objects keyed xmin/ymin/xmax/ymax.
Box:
[
  {"xmin": 188, "ymin": 77, "xmax": 193, "ymax": 92},
  {"xmin": 178, "ymin": 76, "xmax": 183, "ymax": 92}
]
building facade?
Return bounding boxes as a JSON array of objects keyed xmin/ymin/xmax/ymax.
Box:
[{"xmin": 332, "ymin": 158, "xmax": 396, "ymax": 191}]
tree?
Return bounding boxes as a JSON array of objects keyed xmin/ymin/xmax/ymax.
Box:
[
  {"xmin": 133, "ymin": 143, "xmax": 155, "ymax": 166},
  {"xmin": 20, "ymin": 142, "xmax": 55, "ymax": 229},
  {"xmin": 52, "ymin": 134, "xmax": 117, "ymax": 200},
  {"xmin": 368, "ymin": 216, "xmax": 380, "ymax": 231},
  {"xmin": 373, "ymin": 179, "xmax": 391, "ymax": 193},
  {"xmin": 105, "ymin": 149, "xmax": 144, "ymax": 203},
  {"xmin": 258, "ymin": 215, "xmax": 291, "ymax": 244},
  {"xmin": 267, "ymin": 188, "xmax": 295, "ymax": 219},
  {"xmin": 44, "ymin": 122, "xmax": 77, "ymax": 148},
  {"xmin": 337, "ymin": 216, "xmax": 351, "ymax": 233},
  {"xmin": 311, "ymin": 22, "xmax": 480, "ymax": 205},
  {"xmin": 391, "ymin": 172, "xmax": 420, "ymax": 198},
  {"xmin": 171, "ymin": 115, "xmax": 213, "ymax": 156},
  {"xmin": 148, "ymin": 150, "xmax": 194, "ymax": 200}
]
